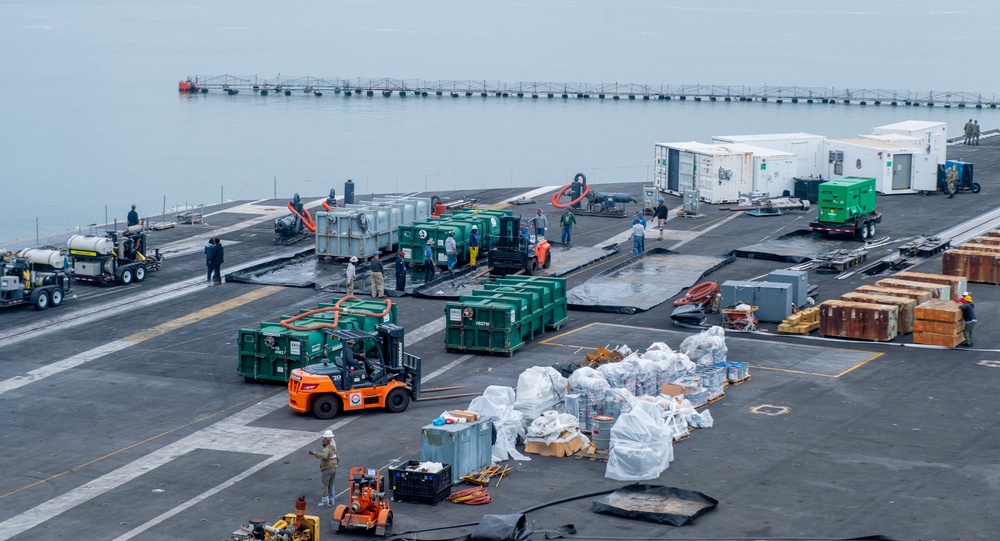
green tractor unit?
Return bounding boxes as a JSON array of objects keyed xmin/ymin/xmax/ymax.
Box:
[{"xmin": 808, "ymin": 177, "xmax": 882, "ymax": 240}]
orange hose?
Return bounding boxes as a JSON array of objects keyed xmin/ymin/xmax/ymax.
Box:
[
  {"xmin": 322, "ymin": 201, "xmax": 333, "ymax": 212},
  {"xmin": 280, "ymin": 296, "xmax": 392, "ymax": 331},
  {"xmin": 287, "ymin": 202, "xmax": 317, "ymax": 232},
  {"xmin": 550, "ymin": 182, "xmax": 591, "ymax": 209},
  {"xmin": 673, "ymin": 281, "xmax": 720, "ymax": 307}
]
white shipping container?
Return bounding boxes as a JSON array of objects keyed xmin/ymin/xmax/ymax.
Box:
[
  {"xmin": 725, "ymin": 143, "xmax": 797, "ymax": 196},
  {"xmin": 712, "ymin": 133, "xmax": 827, "ymax": 179},
  {"xmin": 654, "ymin": 142, "xmax": 753, "ymax": 203},
  {"xmin": 871, "ymin": 120, "xmax": 948, "ymax": 164},
  {"xmin": 825, "ymin": 138, "xmax": 937, "ymax": 195}
]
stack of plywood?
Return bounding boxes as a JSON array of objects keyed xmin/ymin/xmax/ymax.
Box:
[
  {"xmin": 893, "ymin": 271, "xmax": 967, "ymax": 299},
  {"xmin": 942, "ymin": 249, "xmax": 1000, "ymax": 284},
  {"xmin": 855, "ymin": 285, "xmax": 932, "ymax": 305},
  {"xmin": 777, "ymin": 306, "xmax": 820, "ymax": 334},
  {"xmin": 840, "ymin": 292, "xmax": 915, "ymax": 334},
  {"xmin": 957, "ymin": 243, "xmax": 1000, "ymax": 253},
  {"xmin": 819, "ymin": 300, "xmax": 898, "ymax": 342},
  {"xmin": 874, "ymin": 278, "xmax": 950, "ymax": 300},
  {"xmin": 913, "ymin": 299, "xmax": 965, "ymax": 347},
  {"xmin": 967, "ymin": 235, "xmax": 1000, "ymax": 246}
]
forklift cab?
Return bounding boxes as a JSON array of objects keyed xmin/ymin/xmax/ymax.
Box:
[{"xmin": 314, "ymin": 326, "xmax": 406, "ymax": 391}]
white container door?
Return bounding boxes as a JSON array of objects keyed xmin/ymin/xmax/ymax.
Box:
[
  {"xmin": 892, "ymin": 154, "xmax": 913, "ymax": 190},
  {"xmin": 911, "ymin": 154, "xmax": 937, "ymax": 192}
]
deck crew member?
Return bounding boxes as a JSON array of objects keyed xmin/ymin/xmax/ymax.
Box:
[
  {"xmin": 370, "ymin": 252, "xmax": 385, "ymax": 298},
  {"xmin": 445, "ymin": 231, "xmax": 457, "ymax": 272},
  {"xmin": 395, "ymin": 250, "xmax": 407, "ymax": 292},
  {"xmin": 423, "ymin": 240, "xmax": 436, "ymax": 283},
  {"xmin": 560, "ymin": 208, "xmax": 576, "ymax": 246},
  {"xmin": 307, "ymin": 430, "xmax": 339, "ymax": 508},
  {"xmin": 654, "ymin": 198, "xmax": 669, "ymax": 241},
  {"xmin": 127, "ymin": 204, "xmax": 140, "ymax": 227},
  {"xmin": 533, "ymin": 208, "xmax": 547, "ymax": 237},
  {"xmin": 469, "ymin": 226, "xmax": 480, "ymax": 266},
  {"xmin": 346, "ymin": 256, "xmax": 358, "ymax": 296}
]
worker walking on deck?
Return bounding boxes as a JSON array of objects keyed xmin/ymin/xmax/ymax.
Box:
[
  {"xmin": 395, "ymin": 250, "xmax": 407, "ymax": 292},
  {"xmin": 204, "ymin": 239, "xmax": 216, "ymax": 282},
  {"xmin": 946, "ymin": 167, "xmax": 958, "ymax": 199},
  {"xmin": 308, "ymin": 430, "xmax": 339, "ymax": 508},
  {"xmin": 469, "ymin": 226, "xmax": 480, "ymax": 266},
  {"xmin": 957, "ymin": 297, "xmax": 976, "ymax": 347},
  {"xmin": 560, "ymin": 208, "xmax": 576, "ymax": 246},
  {"xmin": 127, "ymin": 204, "xmax": 140, "ymax": 227},
  {"xmin": 533, "ymin": 208, "xmax": 547, "ymax": 238},
  {"xmin": 423, "ymin": 240, "xmax": 436, "ymax": 283},
  {"xmin": 445, "ymin": 231, "xmax": 457, "ymax": 272},
  {"xmin": 631, "ymin": 218, "xmax": 645, "ymax": 255},
  {"xmin": 211, "ymin": 238, "xmax": 224, "ymax": 283},
  {"xmin": 654, "ymin": 199, "xmax": 668, "ymax": 241},
  {"xmin": 370, "ymin": 252, "xmax": 385, "ymax": 298},
  {"xmin": 346, "ymin": 256, "xmax": 357, "ymax": 296},
  {"xmin": 964, "ymin": 119, "xmax": 974, "ymax": 145},
  {"xmin": 973, "ymin": 120, "xmax": 981, "ymax": 145}
]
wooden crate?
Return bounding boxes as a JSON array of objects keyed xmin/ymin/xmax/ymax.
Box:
[
  {"xmin": 819, "ymin": 300, "xmax": 898, "ymax": 342},
  {"xmin": 969, "ymin": 235, "xmax": 1000, "ymax": 245},
  {"xmin": 893, "ymin": 271, "xmax": 967, "ymax": 299},
  {"xmin": 840, "ymin": 292, "xmax": 915, "ymax": 334},
  {"xmin": 958, "ymin": 243, "xmax": 1000, "ymax": 253},
  {"xmin": 942, "ymin": 249, "xmax": 1000, "ymax": 284},
  {"xmin": 987, "ymin": 229, "xmax": 1000, "ymax": 238},
  {"xmin": 913, "ymin": 319, "xmax": 965, "ymax": 334},
  {"xmin": 914, "ymin": 299, "xmax": 963, "ymax": 322},
  {"xmin": 913, "ymin": 331, "xmax": 965, "ymax": 348},
  {"xmin": 874, "ymin": 278, "xmax": 950, "ymax": 300},
  {"xmin": 855, "ymin": 285, "xmax": 932, "ymax": 305}
]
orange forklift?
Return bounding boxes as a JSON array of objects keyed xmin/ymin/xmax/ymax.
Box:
[{"xmin": 287, "ymin": 325, "xmax": 421, "ymax": 419}]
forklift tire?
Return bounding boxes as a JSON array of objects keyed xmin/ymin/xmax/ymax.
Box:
[
  {"xmin": 525, "ymin": 259, "xmax": 537, "ymax": 276},
  {"xmin": 971, "ymin": 182, "xmax": 982, "ymax": 194},
  {"xmin": 50, "ymin": 287, "xmax": 63, "ymax": 307},
  {"xmin": 33, "ymin": 290, "xmax": 50, "ymax": 311},
  {"xmin": 385, "ymin": 388, "xmax": 410, "ymax": 413},
  {"xmin": 542, "ymin": 251, "xmax": 551, "ymax": 269},
  {"xmin": 135, "ymin": 265, "xmax": 146, "ymax": 282},
  {"xmin": 118, "ymin": 266, "xmax": 134, "ymax": 285},
  {"xmin": 311, "ymin": 395, "xmax": 341, "ymax": 419}
]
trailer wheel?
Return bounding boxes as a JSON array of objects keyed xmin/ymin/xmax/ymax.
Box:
[
  {"xmin": 385, "ymin": 388, "xmax": 410, "ymax": 413},
  {"xmin": 867, "ymin": 221, "xmax": 876, "ymax": 238},
  {"xmin": 311, "ymin": 394, "xmax": 341, "ymax": 419},
  {"xmin": 118, "ymin": 267, "xmax": 134, "ymax": 285},
  {"xmin": 971, "ymin": 183, "xmax": 982, "ymax": 194},
  {"xmin": 50, "ymin": 287, "xmax": 64, "ymax": 307},
  {"xmin": 33, "ymin": 290, "xmax": 50, "ymax": 311},
  {"xmin": 857, "ymin": 222, "xmax": 869, "ymax": 240},
  {"xmin": 134, "ymin": 265, "xmax": 146, "ymax": 282}
]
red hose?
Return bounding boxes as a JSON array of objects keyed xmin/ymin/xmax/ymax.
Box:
[
  {"xmin": 550, "ymin": 183, "xmax": 591, "ymax": 209},
  {"xmin": 673, "ymin": 281, "xmax": 720, "ymax": 307},
  {"xmin": 287, "ymin": 202, "xmax": 317, "ymax": 232}
]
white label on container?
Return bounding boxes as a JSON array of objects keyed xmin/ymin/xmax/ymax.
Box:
[
  {"xmin": 510, "ymin": 311, "xmax": 516, "ymax": 323},
  {"xmin": 290, "ymin": 341, "xmax": 301, "ymax": 355},
  {"xmin": 450, "ymin": 308, "xmax": 462, "ymax": 321}
]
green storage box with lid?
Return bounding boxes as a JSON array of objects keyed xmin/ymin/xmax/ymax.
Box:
[
  {"xmin": 444, "ymin": 298, "xmax": 525, "ymax": 355},
  {"xmin": 472, "ymin": 288, "xmax": 544, "ymax": 339},
  {"xmin": 462, "ymin": 291, "xmax": 538, "ymax": 340},
  {"xmin": 484, "ymin": 283, "xmax": 566, "ymax": 331},
  {"xmin": 494, "ymin": 276, "xmax": 568, "ymax": 329},
  {"xmin": 399, "ymin": 220, "xmax": 469, "ymax": 267}
]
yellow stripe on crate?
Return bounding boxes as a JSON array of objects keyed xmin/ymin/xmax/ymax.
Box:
[{"xmin": 121, "ymin": 286, "xmax": 282, "ymax": 343}]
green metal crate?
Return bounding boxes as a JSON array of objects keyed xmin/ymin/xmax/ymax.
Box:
[
  {"xmin": 444, "ymin": 298, "xmax": 524, "ymax": 355},
  {"xmin": 494, "ymin": 277, "xmax": 568, "ymax": 330}
]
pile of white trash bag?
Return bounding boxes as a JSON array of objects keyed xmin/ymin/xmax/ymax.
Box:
[
  {"xmin": 606, "ymin": 401, "xmax": 675, "ymax": 481},
  {"xmin": 512, "ymin": 366, "xmax": 567, "ymax": 423},
  {"xmin": 679, "ymin": 325, "xmax": 728, "ymax": 366},
  {"xmin": 467, "ymin": 386, "xmax": 529, "ymax": 461},
  {"xmin": 525, "ymin": 410, "xmax": 588, "ymax": 447}
]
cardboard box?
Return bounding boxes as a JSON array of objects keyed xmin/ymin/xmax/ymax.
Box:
[
  {"xmin": 447, "ymin": 410, "xmax": 481, "ymax": 422},
  {"xmin": 659, "ymin": 383, "xmax": 685, "ymax": 398},
  {"xmin": 524, "ymin": 432, "xmax": 583, "ymax": 457}
]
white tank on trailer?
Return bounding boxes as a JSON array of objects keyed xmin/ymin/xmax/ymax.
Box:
[
  {"xmin": 67, "ymin": 235, "xmax": 115, "ymax": 255},
  {"xmin": 16, "ymin": 249, "xmax": 67, "ymax": 268}
]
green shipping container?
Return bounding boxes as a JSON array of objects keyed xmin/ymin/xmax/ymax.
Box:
[
  {"xmin": 475, "ymin": 287, "xmax": 544, "ymax": 338},
  {"xmin": 444, "ymin": 299, "xmax": 524, "ymax": 355},
  {"xmin": 486, "ymin": 282, "xmax": 567, "ymax": 330},
  {"xmin": 816, "ymin": 177, "xmax": 877, "ymax": 224}
]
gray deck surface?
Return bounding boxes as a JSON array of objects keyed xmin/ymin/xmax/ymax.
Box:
[{"xmin": 1, "ymin": 140, "xmax": 998, "ymax": 541}]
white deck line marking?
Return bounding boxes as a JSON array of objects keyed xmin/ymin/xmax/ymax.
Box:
[
  {"xmin": 423, "ymin": 354, "xmax": 474, "ymax": 383},
  {"xmin": 405, "ymin": 317, "xmax": 446, "ymax": 345},
  {"xmin": 668, "ymin": 212, "xmax": 742, "ymax": 250},
  {"xmin": 503, "ymin": 185, "xmax": 560, "ymax": 203},
  {"xmin": 0, "ymin": 342, "xmax": 133, "ymax": 395}
]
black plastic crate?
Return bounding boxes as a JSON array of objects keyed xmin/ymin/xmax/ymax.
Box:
[{"xmin": 390, "ymin": 461, "xmax": 452, "ymax": 504}]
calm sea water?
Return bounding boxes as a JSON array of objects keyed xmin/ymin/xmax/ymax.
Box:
[{"xmin": 3, "ymin": 0, "xmax": 999, "ymax": 243}]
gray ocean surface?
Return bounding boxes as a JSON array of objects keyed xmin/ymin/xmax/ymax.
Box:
[{"xmin": 2, "ymin": 0, "xmax": 998, "ymax": 243}]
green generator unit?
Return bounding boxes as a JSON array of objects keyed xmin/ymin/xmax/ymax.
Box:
[
  {"xmin": 809, "ymin": 177, "xmax": 882, "ymax": 239},
  {"xmin": 238, "ymin": 298, "xmax": 398, "ymax": 382}
]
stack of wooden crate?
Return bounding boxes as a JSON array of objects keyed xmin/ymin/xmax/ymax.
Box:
[
  {"xmin": 942, "ymin": 248, "xmax": 1000, "ymax": 285},
  {"xmin": 913, "ymin": 299, "xmax": 965, "ymax": 347},
  {"xmin": 840, "ymin": 292, "xmax": 916, "ymax": 334},
  {"xmin": 818, "ymin": 300, "xmax": 898, "ymax": 342},
  {"xmin": 874, "ymin": 278, "xmax": 950, "ymax": 300},
  {"xmin": 777, "ymin": 306, "xmax": 820, "ymax": 334}
]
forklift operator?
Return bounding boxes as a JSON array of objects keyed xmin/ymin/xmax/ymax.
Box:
[{"xmin": 342, "ymin": 339, "xmax": 367, "ymax": 376}]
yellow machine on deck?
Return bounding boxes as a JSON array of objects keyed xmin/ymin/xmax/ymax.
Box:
[{"xmin": 231, "ymin": 497, "xmax": 320, "ymax": 541}]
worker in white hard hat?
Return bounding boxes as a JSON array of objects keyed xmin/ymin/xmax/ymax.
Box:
[
  {"xmin": 469, "ymin": 225, "xmax": 480, "ymax": 266},
  {"xmin": 346, "ymin": 256, "xmax": 358, "ymax": 296},
  {"xmin": 654, "ymin": 198, "xmax": 669, "ymax": 241},
  {"xmin": 308, "ymin": 429, "xmax": 339, "ymax": 508}
]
